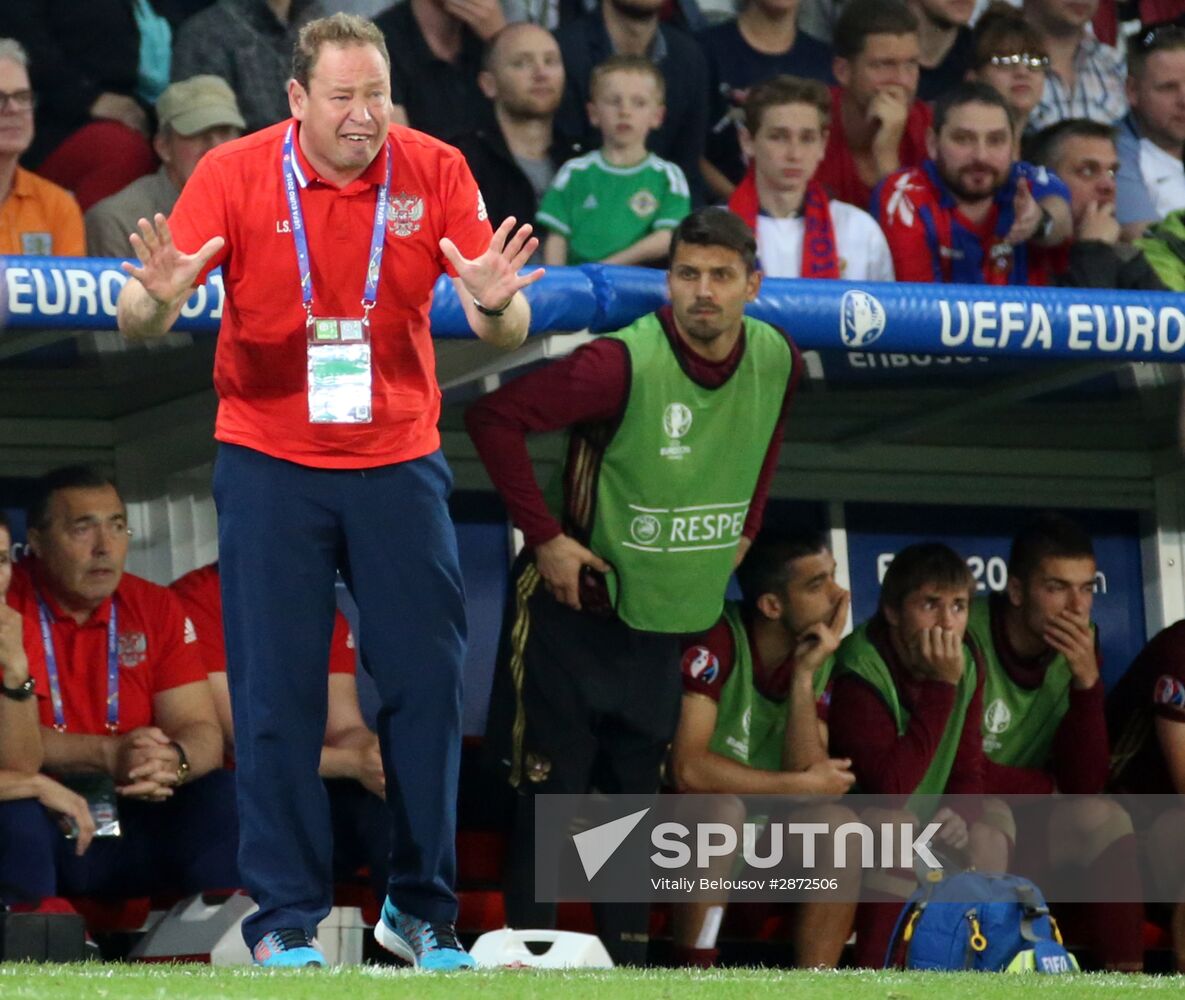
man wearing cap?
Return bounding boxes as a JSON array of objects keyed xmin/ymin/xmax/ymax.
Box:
[{"xmin": 85, "ymin": 76, "xmax": 245, "ymax": 258}]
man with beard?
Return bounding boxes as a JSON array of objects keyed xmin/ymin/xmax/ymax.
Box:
[
  {"xmin": 453, "ymin": 25, "xmax": 582, "ymax": 251},
  {"xmin": 553, "ymin": 0, "xmax": 708, "ymax": 202},
  {"xmin": 909, "ymin": 0, "xmax": 976, "ymax": 101},
  {"xmin": 873, "ymin": 81, "xmax": 1071, "ymax": 285}
]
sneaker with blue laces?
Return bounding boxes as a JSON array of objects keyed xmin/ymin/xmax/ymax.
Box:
[
  {"xmin": 252, "ymin": 928, "xmax": 326, "ymax": 968},
  {"xmin": 374, "ymin": 899, "xmax": 476, "ymax": 971}
]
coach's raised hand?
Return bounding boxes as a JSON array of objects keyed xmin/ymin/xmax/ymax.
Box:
[{"xmin": 117, "ymin": 213, "xmax": 224, "ymax": 340}]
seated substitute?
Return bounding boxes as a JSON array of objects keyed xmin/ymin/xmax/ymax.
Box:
[
  {"xmin": 1109, "ymin": 614, "xmax": 1185, "ymax": 972},
  {"xmin": 0, "ymin": 510, "xmax": 96, "ymax": 901},
  {"xmin": 968, "ymin": 513, "xmax": 1144, "ymax": 971},
  {"xmin": 0, "ymin": 466, "xmax": 238, "ymax": 908},
  {"xmin": 830, "ymin": 542, "xmax": 1008, "ymax": 967},
  {"xmin": 873, "ymin": 81, "xmax": 1072, "ymax": 285},
  {"xmin": 729, "ymin": 76, "xmax": 894, "ymax": 281},
  {"xmin": 170, "ymin": 561, "xmax": 389, "ymax": 904},
  {"xmin": 669, "ymin": 531, "xmax": 856, "ymax": 969},
  {"xmin": 539, "ymin": 56, "xmax": 690, "ymax": 266}
]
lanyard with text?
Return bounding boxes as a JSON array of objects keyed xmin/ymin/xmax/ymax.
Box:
[
  {"xmin": 35, "ymin": 592, "xmax": 119, "ymax": 734},
  {"xmin": 282, "ymin": 124, "xmax": 391, "ymax": 425}
]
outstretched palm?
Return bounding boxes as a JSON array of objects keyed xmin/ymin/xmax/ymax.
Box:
[
  {"xmin": 440, "ymin": 216, "xmax": 545, "ymax": 310},
  {"xmin": 121, "ymin": 213, "xmax": 225, "ymax": 306}
]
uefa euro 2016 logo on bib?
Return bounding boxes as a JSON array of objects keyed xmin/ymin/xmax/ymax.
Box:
[{"xmin": 840, "ymin": 289, "xmax": 887, "ymax": 348}]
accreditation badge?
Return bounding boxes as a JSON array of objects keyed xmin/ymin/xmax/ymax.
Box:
[{"xmin": 307, "ymin": 317, "xmax": 373, "ymax": 424}]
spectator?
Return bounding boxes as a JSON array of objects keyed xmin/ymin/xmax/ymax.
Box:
[
  {"xmin": 873, "ymin": 81, "xmax": 1072, "ymax": 285},
  {"xmin": 1023, "ymin": 0, "xmax": 1127, "ymax": 133},
  {"xmin": 1135, "ymin": 206, "xmax": 1185, "ymax": 288},
  {"xmin": 86, "ymin": 75, "xmax": 245, "ymax": 258},
  {"xmin": 374, "ymin": 0, "xmax": 501, "ymax": 140},
  {"xmin": 554, "ymin": 0, "xmax": 709, "ymax": 203},
  {"xmin": 0, "ymin": 39, "xmax": 84, "ymax": 257},
  {"xmin": 697, "ymin": 0, "xmax": 834, "ymax": 199},
  {"xmin": 0, "ymin": 2, "xmax": 155, "ymax": 169},
  {"xmin": 539, "ymin": 56, "xmax": 690, "ymax": 265},
  {"xmin": 967, "ymin": 513, "xmax": 1144, "ymax": 971},
  {"xmin": 817, "ymin": 0, "xmax": 931, "ymax": 210},
  {"xmin": 1109, "ymin": 620, "xmax": 1185, "ymax": 971},
  {"xmin": 172, "ymin": 0, "xmax": 328, "ymax": 133},
  {"xmin": 830, "ymin": 542, "xmax": 1007, "ymax": 967},
  {"xmin": 911, "ymin": 0, "xmax": 977, "ymax": 102},
  {"xmin": 729, "ymin": 76, "xmax": 894, "ymax": 280},
  {"xmin": 967, "ymin": 3, "xmax": 1049, "ymax": 155},
  {"xmin": 0, "ymin": 466, "xmax": 238, "ymax": 909},
  {"xmin": 468, "ymin": 209, "xmax": 801, "ymax": 964},
  {"xmin": 669, "ymin": 531, "xmax": 856, "ymax": 968},
  {"xmin": 171, "ymin": 562, "xmax": 389, "ymax": 904},
  {"xmin": 1028, "ymin": 119, "xmax": 1166, "ymax": 288},
  {"xmin": 1115, "ymin": 25, "xmax": 1185, "ymax": 239},
  {"xmin": 452, "ymin": 24, "xmax": 581, "ymax": 249},
  {"xmin": 0, "ymin": 509, "xmax": 97, "ymax": 900}
]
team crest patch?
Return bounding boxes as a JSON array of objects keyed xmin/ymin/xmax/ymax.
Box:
[
  {"xmin": 682, "ymin": 646, "xmax": 719, "ymax": 684},
  {"xmin": 119, "ymin": 632, "xmax": 148, "ymax": 668},
  {"xmin": 388, "ymin": 191, "xmax": 424, "ymax": 237},
  {"xmin": 629, "ymin": 190, "xmax": 658, "ymax": 219},
  {"xmin": 1154, "ymin": 674, "xmax": 1185, "ymax": 711}
]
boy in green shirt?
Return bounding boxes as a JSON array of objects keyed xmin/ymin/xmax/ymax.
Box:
[{"xmin": 538, "ymin": 55, "xmax": 691, "ymax": 266}]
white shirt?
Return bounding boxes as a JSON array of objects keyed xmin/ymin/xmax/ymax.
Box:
[
  {"xmin": 756, "ymin": 200, "xmax": 896, "ymax": 281},
  {"xmin": 1139, "ymin": 137, "xmax": 1185, "ymax": 221}
]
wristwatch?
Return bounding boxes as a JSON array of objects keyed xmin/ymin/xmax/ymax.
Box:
[
  {"xmin": 169, "ymin": 740, "xmax": 191, "ymax": 785},
  {"xmin": 0, "ymin": 676, "xmax": 35, "ymax": 701}
]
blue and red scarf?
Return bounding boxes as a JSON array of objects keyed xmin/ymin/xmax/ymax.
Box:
[{"xmin": 729, "ymin": 168, "xmax": 840, "ymax": 278}]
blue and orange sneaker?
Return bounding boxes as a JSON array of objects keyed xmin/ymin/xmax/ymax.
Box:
[
  {"xmin": 374, "ymin": 899, "xmax": 476, "ymax": 971},
  {"xmin": 252, "ymin": 928, "xmax": 326, "ymax": 968}
]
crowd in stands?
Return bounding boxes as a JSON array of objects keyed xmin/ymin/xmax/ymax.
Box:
[
  {"xmin": 1, "ymin": 0, "xmax": 1185, "ymax": 285},
  {"xmin": 4, "ymin": 0, "xmax": 1185, "ymax": 973}
]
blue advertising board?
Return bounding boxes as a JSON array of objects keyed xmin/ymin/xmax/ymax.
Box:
[{"xmin": 843, "ymin": 503, "xmax": 1146, "ymax": 691}]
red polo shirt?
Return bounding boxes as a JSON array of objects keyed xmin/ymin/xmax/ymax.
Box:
[
  {"xmin": 170, "ymin": 562, "xmax": 355, "ymax": 676},
  {"xmin": 816, "ymin": 87, "xmax": 931, "ymax": 211},
  {"xmin": 168, "ymin": 120, "xmax": 493, "ymax": 469},
  {"xmin": 7, "ymin": 562, "xmax": 207, "ymax": 735}
]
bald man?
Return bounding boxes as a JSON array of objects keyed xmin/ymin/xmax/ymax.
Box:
[{"xmin": 453, "ymin": 24, "xmax": 584, "ymax": 248}]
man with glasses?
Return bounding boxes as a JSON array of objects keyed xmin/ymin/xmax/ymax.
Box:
[
  {"xmin": 0, "ymin": 38, "xmax": 83, "ymax": 256},
  {"xmin": 1115, "ymin": 25, "xmax": 1185, "ymax": 239},
  {"xmin": 1028, "ymin": 118, "xmax": 1165, "ymax": 288},
  {"xmin": 0, "ymin": 465, "xmax": 238, "ymax": 910},
  {"xmin": 1022, "ymin": 0, "xmax": 1127, "ymax": 133}
]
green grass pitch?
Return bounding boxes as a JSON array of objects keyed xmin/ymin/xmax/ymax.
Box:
[{"xmin": 2, "ymin": 966, "xmax": 1183, "ymax": 1000}]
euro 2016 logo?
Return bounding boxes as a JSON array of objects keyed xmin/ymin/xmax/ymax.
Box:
[
  {"xmin": 660, "ymin": 403, "xmax": 693, "ymax": 460},
  {"xmin": 840, "ymin": 290, "xmax": 887, "ymax": 348}
]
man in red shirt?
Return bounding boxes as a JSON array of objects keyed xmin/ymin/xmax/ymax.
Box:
[
  {"xmin": 115, "ymin": 12, "xmax": 539, "ymax": 971},
  {"xmin": 817, "ymin": 0, "xmax": 931, "ymax": 210},
  {"xmin": 0, "ymin": 467, "xmax": 236, "ymax": 909},
  {"xmin": 171, "ymin": 562, "xmax": 389, "ymax": 904},
  {"xmin": 872, "ymin": 82, "xmax": 1072, "ymax": 285}
]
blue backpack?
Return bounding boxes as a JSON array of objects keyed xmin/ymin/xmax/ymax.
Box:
[{"xmin": 885, "ymin": 871, "xmax": 1079, "ymax": 973}]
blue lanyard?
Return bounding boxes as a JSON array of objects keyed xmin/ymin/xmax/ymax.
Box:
[
  {"xmin": 36, "ymin": 592, "xmax": 119, "ymax": 733},
  {"xmin": 281, "ymin": 123, "xmax": 392, "ymax": 326}
]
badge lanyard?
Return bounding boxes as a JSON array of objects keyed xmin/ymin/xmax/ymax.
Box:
[
  {"xmin": 36, "ymin": 592, "xmax": 119, "ymax": 734},
  {"xmin": 281, "ymin": 123, "xmax": 392, "ymax": 327}
]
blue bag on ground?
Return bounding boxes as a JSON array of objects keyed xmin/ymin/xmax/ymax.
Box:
[{"xmin": 885, "ymin": 871, "xmax": 1079, "ymax": 973}]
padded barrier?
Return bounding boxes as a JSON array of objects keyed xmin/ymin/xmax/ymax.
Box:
[{"xmin": 3, "ymin": 256, "xmax": 1184, "ymax": 361}]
